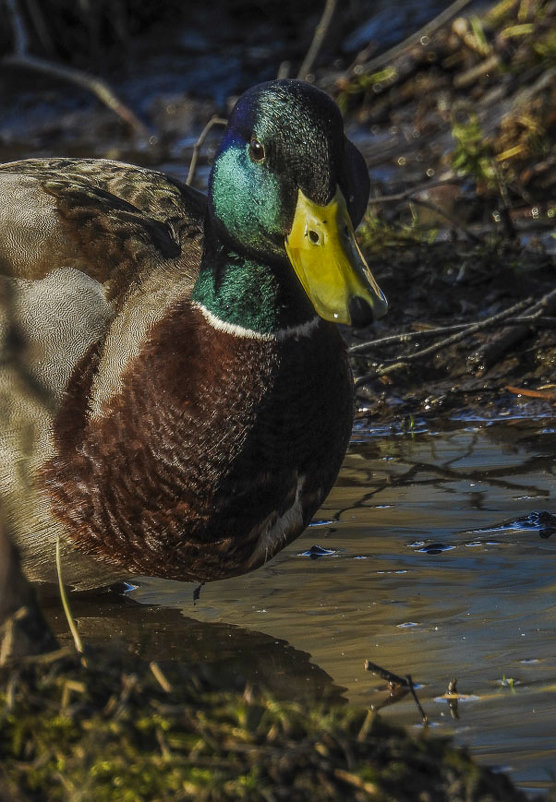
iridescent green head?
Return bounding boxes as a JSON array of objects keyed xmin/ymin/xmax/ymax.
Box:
[{"xmin": 201, "ymin": 79, "xmax": 387, "ymax": 329}]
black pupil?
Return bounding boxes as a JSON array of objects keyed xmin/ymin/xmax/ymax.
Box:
[{"xmin": 250, "ymin": 139, "xmax": 264, "ymax": 161}]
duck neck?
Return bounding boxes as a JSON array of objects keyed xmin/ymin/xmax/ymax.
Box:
[{"xmin": 191, "ymin": 222, "xmax": 317, "ymax": 337}]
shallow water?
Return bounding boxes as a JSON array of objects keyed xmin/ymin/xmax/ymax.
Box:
[{"xmin": 125, "ymin": 415, "xmax": 556, "ymax": 795}]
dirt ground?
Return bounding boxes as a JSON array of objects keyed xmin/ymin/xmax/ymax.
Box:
[{"xmin": 349, "ymin": 238, "xmax": 556, "ymax": 423}]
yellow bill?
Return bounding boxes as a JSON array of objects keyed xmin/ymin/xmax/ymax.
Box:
[{"xmin": 285, "ymin": 188, "xmax": 387, "ymax": 326}]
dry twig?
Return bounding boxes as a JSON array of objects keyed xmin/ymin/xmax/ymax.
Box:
[
  {"xmin": 350, "ymin": 315, "xmax": 556, "ymax": 355},
  {"xmin": 55, "ymin": 536, "xmax": 86, "ymax": 666},
  {"xmin": 354, "ymin": 295, "xmax": 538, "ymax": 386},
  {"xmin": 297, "ymin": 0, "xmax": 338, "ymax": 80},
  {"xmin": 186, "ymin": 116, "xmax": 227, "ymax": 186},
  {"xmin": 342, "ymin": 0, "xmax": 473, "ymax": 80},
  {"xmin": 365, "ymin": 659, "xmax": 428, "ymax": 725},
  {"xmin": 470, "ymin": 287, "xmax": 556, "ymax": 373}
]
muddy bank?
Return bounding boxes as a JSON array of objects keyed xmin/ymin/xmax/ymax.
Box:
[
  {"xmin": 350, "ymin": 238, "xmax": 556, "ymax": 423},
  {"xmin": 334, "ymin": 0, "xmax": 556, "ymax": 424}
]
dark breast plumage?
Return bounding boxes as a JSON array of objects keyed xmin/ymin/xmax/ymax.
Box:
[{"xmin": 43, "ymin": 303, "xmax": 353, "ymax": 582}]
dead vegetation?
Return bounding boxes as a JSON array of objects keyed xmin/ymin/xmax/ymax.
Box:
[
  {"xmin": 0, "ymin": 643, "xmax": 530, "ymax": 802},
  {"xmin": 321, "ymin": 0, "xmax": 556, "ymax": 420}
]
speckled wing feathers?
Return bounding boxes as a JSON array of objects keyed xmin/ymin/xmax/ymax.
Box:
[{"xmin": 0, "ymin": 159, "xmax": 206, "ymax": 300}]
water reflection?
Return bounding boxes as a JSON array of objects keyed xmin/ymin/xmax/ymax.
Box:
[{"xmin": 41, "ymin": 590, "xmax": 345, "ymax": 705}]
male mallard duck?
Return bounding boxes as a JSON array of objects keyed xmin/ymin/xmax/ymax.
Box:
[{"xmin": 0, "ymin": 79, "xmax": 386, "ymax": 588}]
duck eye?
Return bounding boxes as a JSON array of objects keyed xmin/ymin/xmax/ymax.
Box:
[{"xmin": 248, "ymin": 138, "xmax": 265, "ymax": 163}]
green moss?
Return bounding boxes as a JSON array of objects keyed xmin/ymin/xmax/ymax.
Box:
[
  {"xmin": 533, "ymin": 26, "xmax": 556, "ymax": 64},
  {"xmin": 357, "ymin": 210, "xmax": 437, "ymax": 253},
  {"xmin": 337, "ymin": 67, "xmax": 398, "ymax": 113},
  {"xmin": 0, "ymin": 650, "xmax": 529, "ymax": 802},
  {"xmin": 451, "ymin": 107, "xmax": 496, "ymax": 186}
]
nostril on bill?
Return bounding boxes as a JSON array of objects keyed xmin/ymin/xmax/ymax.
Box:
[{"xmin": 308, "ymin": 230, "xmax": 320, "ymax": 244}]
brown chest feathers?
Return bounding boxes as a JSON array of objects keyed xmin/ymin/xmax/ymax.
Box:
[{"xmin": 42, "ymin": 304, "xmax": 353, "ymax": 581}]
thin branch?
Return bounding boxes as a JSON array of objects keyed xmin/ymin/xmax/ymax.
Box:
[
  {"xmin": 454, "ymin": 52, "xmax": 501, "ymax": 89},
  {"xmin": 520, "ymin": 286, "xmax": 556, "ymax": 316},
  {"xmin": 369, "ymin": 178, "xmax": 483, "ymax": 242},
  {"xmin": 276, "ymin": 60, "xmax": 291, "ymax": 79},
  {"xmin": 365, "ymin": 659, "xmax": 409, "ymax": 687},
  {"xmin": 506, "ymin": 384, "xmax": 556, "ymax": 401},
  {"xmin": 333, "ymin": 769, "xmax": 378, "ymax": 795},
  {"xmin": 5, "ymin": 0, "xmax": 28, "ymax": 55},
  {"xmin": 2, "ymin": 53, "xmax": 150, "ymax": 137},
  {"xmin": 149, "ymin": 661, "xmax": 173, "ymax": 693},
  {"xmin": 469, "ymin": 286, "xmax": 556, "ymax": 372},
  {"xmin": 346, "ymin": 0, "xmax": 473, "ymax": 79},
  {"xmin": 364, "ymin": 660, "xmax": 428, "ymax": 725},
  {"xmin": 406, "ymin": 674, "xmax": 429, "ymax": 726},
  {"xmin": 297, "ymin": 0, "xmax": 338, "ymax": 80},
  {"xmin": 354, "ymin": 295, "xmax": 535, "ymax": 385},
  {"xmin": 351, "ymin": 323, "xmax": 471, "ymax": 354},
  {"xmin": 370, "ymin": 178, "xmax": 461, "ymax": 206},
  {"xmin": 3, "ymin": 0, "xmax": 148, "ymax": 137},
  {"xmin": 186, "ymin": 116, "xmax": 227, "ymax": 186},
  {"xmin": 349, "ymin": 315, "xmax": 556, "ymax": 355}
]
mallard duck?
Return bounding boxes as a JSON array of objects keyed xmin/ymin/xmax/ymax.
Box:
[{"xmin": 0, "ymin": 79, "xmax": 386, "ymax": 588}]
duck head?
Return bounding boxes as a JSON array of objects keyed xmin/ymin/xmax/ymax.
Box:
[{"xmin": 207, "ymin": 79, "xmax": 387, "ymax": 327}]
